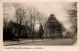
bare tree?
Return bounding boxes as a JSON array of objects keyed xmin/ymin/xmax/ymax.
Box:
[
  {"xmin": 3, "ymin": 3, "xmax": 10, "ymax": 29},
  {"xmin": 27, "ymin": 7, "xmax": 44, "ymax": 41},
  {"xmin": 13, "ymin": 3, "xmax": 26, "ymax": 43},
  {"xmin": 66, "ymin": 2, "xmax": 77, "ymax": 35},
  {"xmin": 3, "ymin": 18, "xmax": 8, "ymax": 29},
  {"xmin": 38, "ymin": 13, "xmax": 48, "ymax": 40}
]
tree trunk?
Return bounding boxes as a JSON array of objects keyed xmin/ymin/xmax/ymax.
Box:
[{"xmin": 33, "ymin": 25, "xmax": 34, "ymax": 41}]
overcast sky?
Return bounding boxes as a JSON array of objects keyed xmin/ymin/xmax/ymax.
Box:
[{"xmin": 3, "ymin": 2, "xmax": 77, "ymax": 33}]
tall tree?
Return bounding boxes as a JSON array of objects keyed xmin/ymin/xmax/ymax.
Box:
[
  {"xmin": 13, "ymin": 3, "xmax": 26, "ymax": 43},
  {"xmin": 66, "ymin": 2, "xmax": 77, "ymax": 36},
  {"xmin": 39, "ymin": 24, "xmax": 44, "ymax": 40},
  {"xmin": 27, "ymin": 7, "xmax": 45, "ymax": 41}
]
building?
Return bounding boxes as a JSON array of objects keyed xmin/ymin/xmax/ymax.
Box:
[
  {"xmin": 44, "ymin": 14, "xmax": 63, "ymax": 38},
  {"xmin": 8, "ymin": 21, "xmax": 31, "ymax": 38}
]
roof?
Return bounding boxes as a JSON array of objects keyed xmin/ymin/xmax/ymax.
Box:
[
  {"xmin": 47, "ymin": 14, "xmax": 59, "ymax": 23},
  {"xmin": 46, "ymin": 14, "xmax": 61, "ymax": 26},
  {"xmin": 9, "ymin": 21, "xmax": 31, "ymax": 30}
]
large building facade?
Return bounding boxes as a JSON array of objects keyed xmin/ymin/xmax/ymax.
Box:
[{"xmin": 44, "ymin": 14, "xmax": 63, "ymax": 38}]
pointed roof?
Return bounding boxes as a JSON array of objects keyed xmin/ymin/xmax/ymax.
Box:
[
  {"xmin": 46, "ymin": 13, "xmax": 61, "ymax": 26},
  {"xmin": 47, "ymin": 13, "xmax": 59, "ymax": 23}
]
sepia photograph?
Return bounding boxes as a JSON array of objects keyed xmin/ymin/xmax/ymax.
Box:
[{"xmin": 3, "ymin": 2, "xmax": 77, "ymax": 46}]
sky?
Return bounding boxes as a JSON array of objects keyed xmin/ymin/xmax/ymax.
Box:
[{"xmin": 3, "ymin": 2, "xmax": 76, "ymax": 34}]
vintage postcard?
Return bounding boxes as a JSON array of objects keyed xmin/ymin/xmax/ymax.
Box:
[{"xmin": 0, "ymin": 0, "xmax": 80, "ymax": 51}]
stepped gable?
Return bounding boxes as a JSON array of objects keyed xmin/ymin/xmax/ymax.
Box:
[{"xmin": 46, "ymin": 13, "xmax": 61, "ymax": 27}]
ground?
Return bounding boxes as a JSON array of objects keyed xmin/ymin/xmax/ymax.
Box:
[{"xmin": 3, "ymin": 38, "xmax": 77, "ymax": 46}]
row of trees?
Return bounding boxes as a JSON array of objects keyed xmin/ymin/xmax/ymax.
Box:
[{"xmin": 3, "ymin": 3, "xmax": 46, "ymax": 43}]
